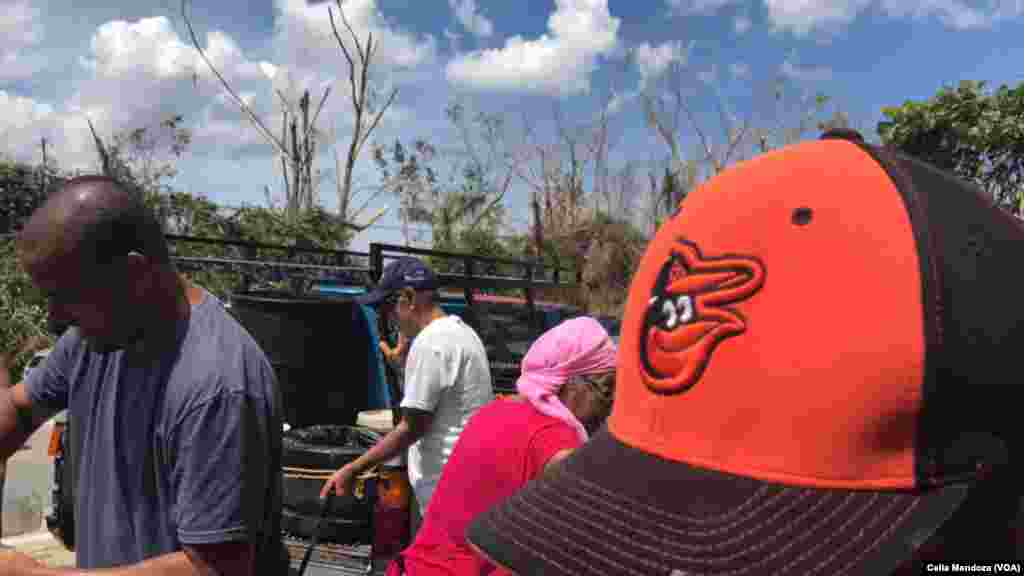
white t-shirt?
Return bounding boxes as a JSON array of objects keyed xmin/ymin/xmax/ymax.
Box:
[{"xmin": 400, "ymin": 315, "xmax": 493, "ymax": 512}]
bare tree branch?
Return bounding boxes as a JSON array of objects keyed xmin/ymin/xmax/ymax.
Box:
[
  {"xmin": 349, "ymin": 184, "xmax": 387, "ymax": 221},
  {"xmin": 356, "ymin": 88, "xmax": 397, "ymax": 156},
  {"xmin": 328, "ymin": 4, "xmax": 361, "ymax": 112},
  {"xmin": 181, "ymin": 0, "xmax": 286, "ymax": 158},
  {"xmin": 306, "ymin": 86, "xmax": 332, "ymax": 143},
  {"xmin": 326, "ymin": 0, "xmax": 396, "ymax": 231},
  {"xmin": 86, "ymin": 118, "xmax": 113, "ymax": 177}
]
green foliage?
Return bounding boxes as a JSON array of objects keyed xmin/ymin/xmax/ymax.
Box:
[
  {"xmin": 581, "ymin": 211, "xmax": 647, "ymax": 315},
  {"xmin": 878, "ymin": 80, "xmax": 1024, "ymax": 213},
  {"xmin": 0, "ymin": 161, "xmax": 56, "ymax": 235},
  {"xmin": 97, "ymin": 115, "xmax": 192, "ymax": 196},
  {"xmin": 0, "ymin": 160, "xmax": 56, "ymax": 374},
  {"xmin": 0, "ymin": 236, "xmax": 51, "ymax": 379},
  {"xmin": 1, "ymin": 109, "xmax": 354, "ymax": 353}
]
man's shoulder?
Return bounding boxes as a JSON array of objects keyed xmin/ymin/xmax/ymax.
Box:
[
  {"xmin": 191, "ymin": 295, "xmax": 267, "ymax": 359},
  {"xmin": 417, "ymin": 316, "xmax": 484, "ymax": 351},
  {"xmin": 171, "ymin": 295, "xmax": 276, "ymax": 402}
]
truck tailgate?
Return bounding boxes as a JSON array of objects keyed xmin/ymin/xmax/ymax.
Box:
[{"xmin": 285, "ymin": 536, "xmax": 392, "ymax": 576}]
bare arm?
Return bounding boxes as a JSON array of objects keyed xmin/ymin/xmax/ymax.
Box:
[
  {"xmin": 543, "ymin": 448, "xmax": 574, "ymax": 475},
  {"xmin": 350, "ymin": 408, "xmax": 433, "ymax": 474},
  {"xmin": 0, "ymin": 382, "xmax": 57, "ymax": 461},
  {"xmin": 321, "ymin": 408, "xmax": 433, "ymax": 499},
  {"xmin": 19, "ymin": 543, "xmax": 254, "ymax": 575}
]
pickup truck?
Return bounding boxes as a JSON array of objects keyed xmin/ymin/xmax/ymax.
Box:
[{"xmin": 42, "ymin": 236, "xmax": 584, "ymax": 575}]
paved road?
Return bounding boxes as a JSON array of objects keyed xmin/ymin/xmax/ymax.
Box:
[
  {"xmin": 0, "ymin": 417, "xmax": 75, "ymax": 566},
  {"xmin": 3, "ymin": 418, "xmax": 56, "ymax": 538},
  {"xmin": 0, "ymin": 530, "xmax": 75, "ymax": 566}
]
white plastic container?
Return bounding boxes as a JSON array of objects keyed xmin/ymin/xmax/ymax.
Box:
[
  {"xmin": 356, "ymin": 409, "xmax": 395, "ymax": 432},
  {"xmin": 356, "ymin": 409, "xmax": 403, "ymax": 467}
]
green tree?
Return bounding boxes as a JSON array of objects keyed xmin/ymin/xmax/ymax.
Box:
[
  {"xmin": 580, "ymin": 211, "xmax": 648, "ymax": 315},
  {"xmin": 0, "ymin": 230, "xmax": 51, "ymax": 381},
  {"xmin": 878, "ymin": 80, "xmax": 1024, "ymax": 214},
  {"xmin": 0, "ymin": 161, "xmax": 53, "ymax": 235},
  {"xmin": 0, "ymin": 160, "xmax": 58, "ymax": 377}
]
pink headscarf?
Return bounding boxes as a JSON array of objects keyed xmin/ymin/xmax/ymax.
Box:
[{"xmin": 516, "ymin": 316, "xmax": 618, "ymax": 442}]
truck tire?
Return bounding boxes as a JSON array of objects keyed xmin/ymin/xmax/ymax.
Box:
[
  {"xmin": 280, "ymin": 507, "xmax": 371, "ymax": 545},
  {"xmin": 281, "ymin": 425, "xmax": 380, "ymax": 535},
  {"xmin": 281, "ymin": 425, "xmax": 381, "ymax": 470}
]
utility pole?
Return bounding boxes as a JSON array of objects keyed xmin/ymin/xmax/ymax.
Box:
[{"xmin": 40, "ymin": 137, "xmax": 49, "ymax": 191}]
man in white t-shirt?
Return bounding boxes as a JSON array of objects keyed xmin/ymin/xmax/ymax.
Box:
[{"xmin": 321, "ymin": 257, "xmax": 493, "ymax": 514}]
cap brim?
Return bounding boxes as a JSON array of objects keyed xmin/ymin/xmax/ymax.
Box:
[
  {"xmin": 355, "ymin": 288, "xmax": 392, "ymax": 306},
  {"xmin": 467, "ymin": 428, "xmax": 970, "ymax": 576}
]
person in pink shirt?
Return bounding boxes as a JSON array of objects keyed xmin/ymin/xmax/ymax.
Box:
[{"xmin": 385, "ymin": 316, "xmax": 618, "ymax": 575}]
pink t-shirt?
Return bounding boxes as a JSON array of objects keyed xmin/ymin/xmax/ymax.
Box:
[{"xmin": 389, "ymin": 398, "xmax": 581, "ymax": 575}]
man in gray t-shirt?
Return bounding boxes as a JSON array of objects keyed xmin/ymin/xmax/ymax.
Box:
[{"xmin": 0, "ymin": 176, "xmax": 283, "ymax": 573}]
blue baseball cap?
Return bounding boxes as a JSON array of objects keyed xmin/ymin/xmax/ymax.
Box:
[{"xmin": 357, "ymin": 257, "xmax": 440, "ymax": 306}]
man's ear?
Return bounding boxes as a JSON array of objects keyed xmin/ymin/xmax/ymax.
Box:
[
  {"xmin": 401, "ymin": 287, "xmax": 417, "ymax": 307},
  {"xmin": 125, "ymin": 251, "xmax": 153, "ymax": 291},
  {"xmin": 125, "ymin": 251, "xmax": 148, "ymax": 270}
]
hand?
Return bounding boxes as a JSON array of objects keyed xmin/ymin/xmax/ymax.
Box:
[
  {"xmin": 320, "ymin": 464, "xmax": 357, "ymax": 499},
  {"xmin": 379, "ymin": 333, "xmax": 406, "ymax": 366},
  {"xmin": 0, "ymin": 549, "xmax": 44, "ymax": 575},
  {"xmin": 0, "ymin": 354, "xmax": 11, "ymax": 389}
]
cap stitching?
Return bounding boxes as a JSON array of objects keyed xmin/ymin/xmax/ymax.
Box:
[
  {"xmin": 781, "ymin": 492, "xmax": 898, "ymax": 575},
  {"xmin": 532, "ymin": 473, "xmax": 846, "ymax": 557},
  {"xmin": 829, "ymin": 496, "xmax": 922, "ymax": 576},
  {"xmin": 521, "ymin": 471, "xmax": 897, "ymax": 574},
  {"xmin": 555, "ymin": 474, "xmax": 818, "ymax": 539},
  {"xmin": 517, "ymin": 485, "xmax": 676, "ymax": 574},
  {"xmin": 479, "ymin": 512, "xmax": 584, "ymax": 576},
  {"xmin": 570, "ymin": 470, "xmax": 777, "ymax": 524},
  {"xmin": 497, "ymin": 491, "xmax": 651, "ymax": 576}
]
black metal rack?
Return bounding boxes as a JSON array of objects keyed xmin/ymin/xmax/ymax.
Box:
[
  {"xmin": 166, "ymin": 235, "xmax": 374, "ymax": 292},
  {"xmin": 166, "ymin": 235, "xmax": 577, "ymax": 309},
  {"xmin": 367, "ymin": 242, "xmax": 574, "ymax": 333},
  {"xmin": 166, "ymin": 234, "xmax": 579, "ymax": 397}
]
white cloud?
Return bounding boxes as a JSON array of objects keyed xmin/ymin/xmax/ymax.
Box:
[
  {"xmin": 445, "ymin": 0, "xmax": 621, "ymax": 96},
  {"xmin": 605, "ymin": 89, "xmax": 637, "ymax": 115},
  {"xmin": 274, "ymin": 0, "xmax": 437, "ymax": 75},
  {"xmin": 0, "ymin": 0, "xmax": 442, "ymax": 170},
  {"xmin": 734, "ymin": 14, "xmax": 753, "ymax": 34},
  {"xmin": 880, "ymin": 0, "xmax": 1024, "ymax": 30},
  {"xmin": 766, "ymin": 0, "xmax": 1024, "ymax": 35},
  {"xmin": 633, "ymin": 40, "xmax": 693, "ymax": 88},
  {"xmin": 667, "ymin": 0, "xmax": 1024, "ymax": 34},
  {"xmin": 0, "ymin": 0, "xmax": 45, "ymax": 82},
  {"xmin": 0, "ymin": 15, "xmax": 279, "ymax": 170},
  {"xmin": 267, "ymin": 0, "xmax": 440, "ymax": 143},
  {"xmin": 449, "ymin": 0, "xmax": 494, "ymax": 38},
  {"xmin": 730, "ymin": 61, "xmax": 751, "ymax": 79},
  {"xmin": 0, "ymin": 91, "xmax": 53, "ymax": 131},
  {"xmin": 780, "ymin": 58, "xmax": 833, "ymax": 82},
  {"xmin": 763, "ymin": 0, "xmax": 872, "ymax": 35},
  {"xmin": 667, "ymin": 0, "xmax": 736, "ymax": 14},
  {"xmin": 260, "ymin": 62, "xmax": 279, "ymax": 81},
  {"xmin": 697, "ymin": 64, "xmax": 717, "ymax": 85},
  {"xmin": 0, "ymin": 90, "xmax": 97, "ymax": 169}
]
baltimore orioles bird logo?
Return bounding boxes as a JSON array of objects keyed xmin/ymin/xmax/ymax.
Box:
[{"xmin": 640, "ymin": 239, "xmax": 765, "ymax": 395}]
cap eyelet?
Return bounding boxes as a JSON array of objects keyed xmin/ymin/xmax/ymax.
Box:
[{"xmin": 792, "ymin": 207, "xmax": 813, "ymax": 226}]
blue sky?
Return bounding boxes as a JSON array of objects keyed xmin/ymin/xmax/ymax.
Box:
[{"xmin": 3, "ymin": 0, "xmax": 1024, "ymax": 251}]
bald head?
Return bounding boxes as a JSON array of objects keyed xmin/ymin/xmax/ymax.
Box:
[{"xmin": 18, "ymin": 175, "xmax": 170, "ymax": 269}]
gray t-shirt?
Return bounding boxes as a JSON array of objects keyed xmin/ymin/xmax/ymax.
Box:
[{"xmin": 26, "ymin": 291, "xmax": 283, "ymax": 570}]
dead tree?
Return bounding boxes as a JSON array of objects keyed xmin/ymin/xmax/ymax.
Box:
[
  {"xmin": 327, "ymin": 0, "xmax": 398, "ymax": 232},
  {"xmin": 180, "ymin": 0, "xmax": 386, "ymax": 232}
]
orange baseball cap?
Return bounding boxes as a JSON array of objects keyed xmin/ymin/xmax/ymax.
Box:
[{"xmin": 467, "ymin": 134, "xmax": 1024, "ymax": 574}]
